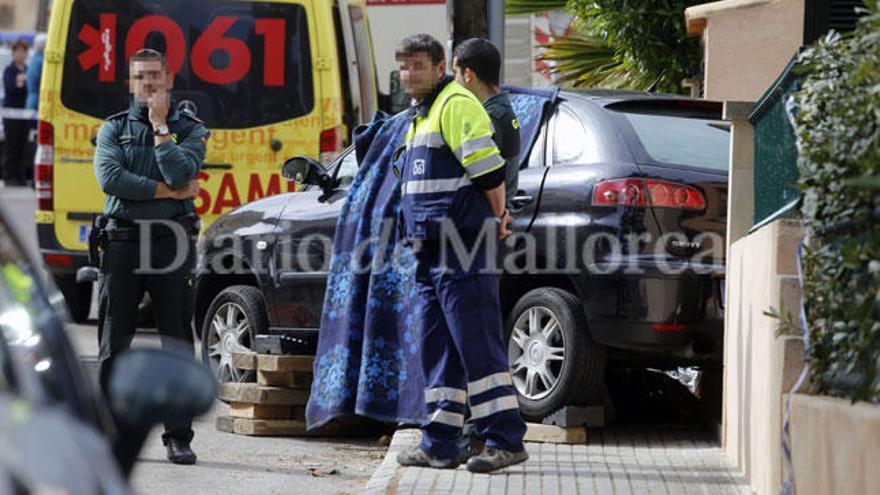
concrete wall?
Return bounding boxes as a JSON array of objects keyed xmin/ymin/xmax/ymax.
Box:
[
  {"xmin": 723, "ymin": 101, "xmax": 756, "ymax": 245},
  {"xmin": 686, "ymin": 0, "xmax": 805, "ymax": 101},
  {"xmin": 723, "ymin": 219, "xmax": 805, "ymax": 495},
  {"xmin": 790, "ymin": 394, "xmax": 880, "ymax": 495}
]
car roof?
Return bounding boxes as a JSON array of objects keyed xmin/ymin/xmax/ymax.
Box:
[{"xmin": 557, "ymin": 88, "xmax": 723, "ymax": 118}]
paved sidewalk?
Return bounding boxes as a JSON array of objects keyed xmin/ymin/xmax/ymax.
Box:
[{"xmin": 363, "ymin": 427, "xmax": 749, "ymax": 494}]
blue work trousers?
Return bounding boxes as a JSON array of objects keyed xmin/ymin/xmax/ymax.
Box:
[{"xmin": 415, "ymin": 243, "xmax": 526, "ymax": 460}]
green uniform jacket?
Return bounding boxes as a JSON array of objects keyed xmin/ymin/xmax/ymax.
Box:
[
  {"xmin": 483, "ymin": 92, "xmax": 520, "ymax": 212},
  {"xmin": 93, "ymin": 103, "xmax": 208, "ymax": 220}
]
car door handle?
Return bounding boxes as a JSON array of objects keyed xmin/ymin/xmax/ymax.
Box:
[{"xmin": 511, "ymin": 194, "xmax": 534, "ymax": 208}]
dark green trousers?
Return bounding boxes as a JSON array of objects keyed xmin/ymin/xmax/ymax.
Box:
[{"xmin": 96, "ymin": 233, "xmax": 197, "ymax": 443}]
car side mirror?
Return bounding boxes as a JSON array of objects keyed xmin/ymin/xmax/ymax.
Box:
[
  {"xmin": 282, "ymin": 156, "xmax": 334, "ymax": 192},
  {"xmin": 106, "ymin": 346, "xmax": 216, "ymax": 476}
]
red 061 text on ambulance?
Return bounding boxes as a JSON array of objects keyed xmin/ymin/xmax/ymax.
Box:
[{"xmin": 78, "ymin": 14, "xmax": 286, "ymax": 86}]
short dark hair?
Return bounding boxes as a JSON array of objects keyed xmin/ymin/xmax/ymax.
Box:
[
  {"xmin": 130, "ymin": 48, "xmax": 168, "ymax": 70},
  {"xmin": 453, "ymin": 38, "xmax": 501, "ymax": 86},
  {"xmin": 396, "ymin": 34, "xmax": 445, "ymax": 65},
  {"xmin": 11, "ymin": 39, "xmax": 28, "ymax": 53}
]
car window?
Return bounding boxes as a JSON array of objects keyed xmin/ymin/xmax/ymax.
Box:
[
  {"xmin": 526, "ymin": 123, "xmax": 546, "ymax": 169},
  {"xmin": 61, "ymin": 0, "xmax": 313, "ymax": 129},
  {"xmin": 616, "ymin": 112, "xmax": 730, "ymax": 171},
  {"xmin": 551, "ymin": 106, "xmax": 603, "ymax": 166},
  {"xmin": 334, "ymin": 148, "xmax": 359, "ymax": 188}
]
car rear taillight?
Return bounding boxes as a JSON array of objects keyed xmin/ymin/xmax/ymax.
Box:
[
  {"xmin": 34, "ymin": 120, "xmax": 54, "ymax": 211},
  {"xmin": 592, "ymin": 178, "xmax": 706, "ymax": 210},
  {"xmin": 43, "ymin": 254, "xmax": 72, "ymax": 267},
  {"xmin": 652, "ymin": 323, "xmax": 686, "ymax": 332},
  {"xmin": 319, "ymin": 126, "xmax": 345, "ymax": 165}
]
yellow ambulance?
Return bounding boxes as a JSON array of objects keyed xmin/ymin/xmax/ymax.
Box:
[{"xmin": 35, "ymin": 0, "xmax": 379, "ymax": 322}]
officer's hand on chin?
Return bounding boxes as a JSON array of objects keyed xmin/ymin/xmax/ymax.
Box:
[{"xmin": 148, "ymin": 91, "xmax": 171, "ymax": 127}]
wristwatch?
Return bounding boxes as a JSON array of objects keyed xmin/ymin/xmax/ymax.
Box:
[
  {"xmin": 153, "ymin": 124, "xmax": 170, "ymax": 137},
  {"xmin": 494, "ymin": 209, "xmax": 509, "ymax": 224}
]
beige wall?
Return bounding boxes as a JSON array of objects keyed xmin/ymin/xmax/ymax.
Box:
[
  {"xmin": 0, "ymin": 0, "xmax": 39, "ymax": 31},
  {"xmin": 686, "ymin": 0, "xmax": 805, "ymax": 101},
  {"xmin": 790, "ymin": 394, "xmax": 880, "ymax": 495},
  {"xmin": 723, "ymin": 219, "xmax": 805, "ymax": 495},
  {"xmin": 723, "ymin": 101, "xmax": 756, "ymax": 245}
]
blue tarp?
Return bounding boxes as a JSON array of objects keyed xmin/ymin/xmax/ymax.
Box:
[{"xmin": 306, "ymin": 87, "xmax": 557, "ymax": 430}]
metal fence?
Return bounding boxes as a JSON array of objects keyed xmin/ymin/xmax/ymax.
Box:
[{"xmin": 749, "ymin": 57, "xmax": 801, "ymax": 229}]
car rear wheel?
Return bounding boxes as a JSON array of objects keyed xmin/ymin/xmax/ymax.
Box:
[
  {"xmin": 53, "ymin": 274, "xmax": 91, "ymax": 324},
  {"xmin": 506, "ymin": 287, "xmax": 606, "ymax": 421},
  {"xmin": 201, "ymin": 285, "xmax": 266, "ymax": 383}
]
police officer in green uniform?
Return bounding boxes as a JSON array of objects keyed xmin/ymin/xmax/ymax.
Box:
[
  {"xmin": 93, "ymin": 49, "xmax": 207, "ymax": 465},
  {"xmin": 452, "ymin": 38, "xmax": 521, "ymax": 214}
]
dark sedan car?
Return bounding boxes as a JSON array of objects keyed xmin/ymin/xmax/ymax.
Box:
[
  {"xmin": 195, "ymin": 89, "xmax": 729, "ymax": 420},
  {"xmin": 0, "ymin": 207, "xmax": 215, "ymax": 493}
]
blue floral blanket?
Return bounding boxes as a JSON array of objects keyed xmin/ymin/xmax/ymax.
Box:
[{"xmin": 306, "ymin": 88, "xmax": 557, "ymax": 430}]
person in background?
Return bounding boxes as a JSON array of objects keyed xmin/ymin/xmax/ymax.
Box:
[
  {"xmin": 452, "ymin": 38, "xmax": 521, "ymax": 213},
  {"xmin": 25, "ymin": 34, "xmax": 48, "ymax": 186},
  {"xmin": 26, "ymin": 34, "xmax": 46, "ymax": 112},
  {"xmin": 2, "ymin": 40, "xmax": 30, "ymax": 187}
]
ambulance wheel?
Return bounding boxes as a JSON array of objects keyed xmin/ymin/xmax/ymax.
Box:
[
  {"xmin": 505, "ymin": 287, "xmax": 606, "ymax": 422},
  {"xmin": 201, "ymin": 285, "xmax": 264, "ymax": 384},
  {"xmin": 54, "ymin": 274, "xmax": 92, "ymax": 324}
]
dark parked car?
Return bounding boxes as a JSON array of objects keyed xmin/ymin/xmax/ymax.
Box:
[
  {"xmin": 195, "ymin": 89, "xmax": 729, "ymax": 420},
  {"xmin": 0, "ymin": 207, "xmax": 215, "ymax": 493}
]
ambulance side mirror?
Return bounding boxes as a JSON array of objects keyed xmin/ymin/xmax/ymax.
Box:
[{"xmin": 282, "ymin": 156, "xmax": 333, "ymax": 191}]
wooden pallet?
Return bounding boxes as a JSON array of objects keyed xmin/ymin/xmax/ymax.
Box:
[
  {"xmin": 524, "ymin": 423, "xmax": 588, "ymax": 444},
  {"xmin": 216, "ymin": 416, "xmax": 347, "ymax": 437},
  {"xmin": 218, "ymin": 383, "xmax": 310, "ymax": 406},
  {"xmin": 218, "ymin": 353, "xmax": 319, "ymax": 437},
  {"xmin": 232, "ymin": 352, "xmax": 314, "ymax": 373}
]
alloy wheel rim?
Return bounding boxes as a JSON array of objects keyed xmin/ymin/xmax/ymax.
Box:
[
  {"xmin": 206, "ymin": 302, "xmax": 252, "ymax": 382},
  {"xmin": 508, "ymin": 306, "xmax": 566, "ymax": 400}
]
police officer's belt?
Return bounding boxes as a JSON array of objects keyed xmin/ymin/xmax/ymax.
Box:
[{"xmin": 103, "ymin": 214, "xmax": 201, "ymax": 242}]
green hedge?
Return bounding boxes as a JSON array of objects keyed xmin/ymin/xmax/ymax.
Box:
[{"xmin": 790, "ymin": 5, "xmax": 879, "ymax": 403}]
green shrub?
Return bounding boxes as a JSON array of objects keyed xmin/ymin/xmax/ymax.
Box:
[{"xmin": 791, "ymin": 5, "xmax": 880, "ymax": 403}]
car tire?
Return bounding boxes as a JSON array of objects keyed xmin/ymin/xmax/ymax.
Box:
[
  {"xmin": 505, "ymin": 287, "xmax": 606, "ymax": 422},
  {"xmin": 53, "ymin": 274, "xmax": 91, "ymax": 324},
  {"xmin": 201, "ymin": 285, "xmax": 266, "ymax": 383}
]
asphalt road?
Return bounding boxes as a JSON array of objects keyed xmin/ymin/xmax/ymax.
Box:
[{"xmin": 1, "ymin": 186, "xmax": 386, "ymax": 495}]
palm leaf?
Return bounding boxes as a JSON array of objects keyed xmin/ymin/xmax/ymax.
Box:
[
  {"xmin": 506, "ymin": 0, "xmax": 569, "ymax": 16},
  {"xmin": 539, "ymin": 33, "xmax": 652, "ymax": 89}
]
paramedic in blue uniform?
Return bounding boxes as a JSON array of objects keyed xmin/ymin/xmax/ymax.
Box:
[{"xmin": 393, "ymin": 34, "xmax": 528, "ymax": 473}]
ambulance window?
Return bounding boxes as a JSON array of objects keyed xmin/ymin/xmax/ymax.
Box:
[
  {"xmin": 61, "ymin": 0, "xmax": 314, "ymax": 129},
  {"xmin": 349, "ymin": 6, "xmax": 377, "ymax": 121}
]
